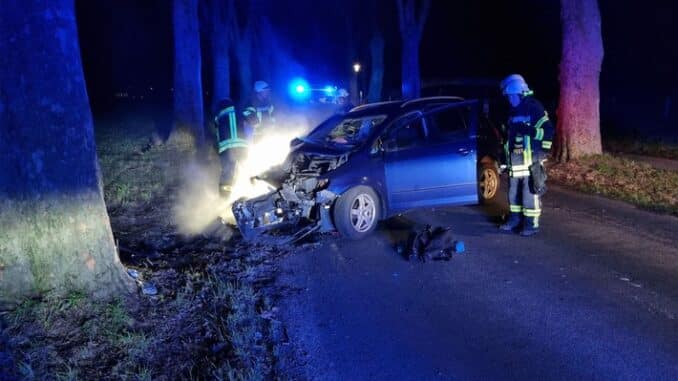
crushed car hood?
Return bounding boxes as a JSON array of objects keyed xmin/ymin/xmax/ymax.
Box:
[{"xmin": 290, "ymin": 138, "xmax": 354, "ymax": 156}]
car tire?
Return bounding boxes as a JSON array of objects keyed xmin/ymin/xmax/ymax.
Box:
[
  {"xmin": 479, "ymin": 162, "xmax": 500, "ymax": 204},
  {"xmin": 333, "ymin": 186, "xmax": 381, "ymax": 240}
]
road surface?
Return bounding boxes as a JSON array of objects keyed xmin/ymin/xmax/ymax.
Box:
[{"xmin": 275, "ymin": 185, "xmax": 678, "ymax": 380}]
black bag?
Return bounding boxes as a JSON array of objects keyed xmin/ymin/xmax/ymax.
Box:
[{"xmin": 529, "ymin": 162, "xmax": 548, "ymax": 195}]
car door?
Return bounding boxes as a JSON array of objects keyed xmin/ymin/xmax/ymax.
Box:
[{"xmin": 384, "ymin": 104, "xmax": 478, "ymax": 212}]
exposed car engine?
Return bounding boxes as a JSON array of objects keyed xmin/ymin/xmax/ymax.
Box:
[{"xmin": 232, "ymin": 151, "xmax": 348, "ymax": 244}]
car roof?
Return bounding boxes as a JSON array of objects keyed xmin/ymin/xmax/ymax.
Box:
[{"xmin": 347, "ymin": 96, "xmax": 469, "ymax": 117}]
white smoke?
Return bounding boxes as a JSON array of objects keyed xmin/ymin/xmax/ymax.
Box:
[
  {"xmin": 219, "ymin": 124, "xmax": 307, "ymax": 223},
  {"xmin": 173, "ymin": 117, "xmax": 310, "ymax": 235}
]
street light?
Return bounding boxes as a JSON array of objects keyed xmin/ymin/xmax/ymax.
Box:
[{"xmin": 351, "ymin": 63, "xmax": 362, "ymax": 105}]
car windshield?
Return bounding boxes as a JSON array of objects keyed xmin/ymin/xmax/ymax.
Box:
[{"xmin": 305, "ymin": 114, "xmax": 387, "ymax": 147}]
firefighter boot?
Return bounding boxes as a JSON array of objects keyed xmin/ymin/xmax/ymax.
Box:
[
  {"xmin": 499, "ymin": 213, "xmax": 521, "ymax": 231},
  {"xmin": 520, "ymin": 216, "xmax": 540, "ymax": 237}
]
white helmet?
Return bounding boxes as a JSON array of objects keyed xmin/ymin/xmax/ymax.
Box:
[
  {"xmin": 253, "ymin": 80, "xmax": 270, "ymax": 93},
  {"xmin": 337, "ymin": 88, "xmax": 349, "ymax": 97},
  {"xmin": 500, "ymin": 74, "xmax": 531, "ymax": 96}
]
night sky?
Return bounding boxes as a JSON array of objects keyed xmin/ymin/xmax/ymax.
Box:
[{"xmin": 75, "ymin": 0, "xmax": 677, "ymax": 120}]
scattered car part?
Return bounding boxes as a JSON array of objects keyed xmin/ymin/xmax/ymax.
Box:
[{"xmin": 402, "ymin": 225, "xmax": 457, "ymax": 262}]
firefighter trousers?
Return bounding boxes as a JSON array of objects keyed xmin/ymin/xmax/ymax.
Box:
[
  {"xmin": 508, "ymin": 176, "xmax": 542, "ymax": 227},
  {"xmin": 219, "ymin": 147, "xmax": 246, "ymax": 189}
]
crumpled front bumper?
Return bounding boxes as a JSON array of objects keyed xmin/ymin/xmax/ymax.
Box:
[{"xmin": 232, "ymin": 188, "xmax": 338, "ymax": 245}]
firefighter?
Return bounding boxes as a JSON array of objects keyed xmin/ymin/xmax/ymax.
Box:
[
  {"xmin": 335, "ymin": 88, "xmax": 354, "ymax": 114},
  {"xmin": 499, "ymin": 74, "xmax": 554, "ymax": 236},
  {"xmin": 214, "ymin": 98, "xmax": 248, "ymax": 198},
  {"xmin": 242, "ymin": 80, "xmax": 276, "ymax": 142}
]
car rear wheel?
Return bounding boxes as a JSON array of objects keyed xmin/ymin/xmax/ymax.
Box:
[
  {"xmin": 333, "ymin": 186, "xmax": 380, "ymax": 240},
  {"xmin": 479, "ymin": 162, "xmax": 500, "ymax": 203}
]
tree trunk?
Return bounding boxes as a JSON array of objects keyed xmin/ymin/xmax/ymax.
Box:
[
  {"xmin": 172, "ymin": 0, "xmax": 205, "ymax": 147},
  {"xmin": 396, "ymin": 0, "xmax": 430, "ymax": 100},
  {"xmin": 208, "ymin": 0, "xmax": 231, "ymax": 113},
  {"xmin": 253, "ymin": 16, "xmax": 276, "ymax": 83},
  {"xmin": 556, "ymin": 0, "xmax": 604, "ymax": 161},
  {"xmin": 401, "ymin": 33, "xmax": 421, "ymax": 100},
  {"xmin": 236, "ymin": 24, "xmax": 254, "ymax": 105},
  {"xmin": 367, "ymin": 33, "xmax": 385, "ymax": 103},
  {"xmin": 0, "ymin": 0, "xmax": 133, "ymax": 302}
]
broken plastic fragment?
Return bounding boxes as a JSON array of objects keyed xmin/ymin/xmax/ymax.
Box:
[
  {"xmin": 142, "ymin": 282, "xmax": 158, "ymax": 295},
  {"xmin": 127, "ymin": 268, "xmax": 140, "ymax": 280}
]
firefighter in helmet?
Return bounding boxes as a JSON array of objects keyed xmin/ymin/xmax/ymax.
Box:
[
  {"xmin": 214, "ymin": 98, "xmax": 248, "ymax": 198},
  {"xmin": 334, "ymin": 88, "xmax": 354, "ymax": 114},
  {"xmin": 242, "ymin": 80, "xmax": 276, "ymax": 142},
  {"xmin": 499, "ymin": 74, "xmax": 554, "ymax": 236}
]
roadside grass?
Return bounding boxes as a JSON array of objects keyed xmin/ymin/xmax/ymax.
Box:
[
  {"xmin": 0, "ymin": 113, "xmax": 279, "ymax": 380},
  {"xmin": 96, "ymin": 116, "xmax": 194, "ymax": 211},
  {"xmin": 2, "ymin": 269, "xmax": 275, "ymax": 380},
  {"xmin": 604, "ymin": 137, "xmax": 678, "ymax": 160},
  {"xmin": 548, "ymin": 154, "xmax": 678, "ymax": 215}
]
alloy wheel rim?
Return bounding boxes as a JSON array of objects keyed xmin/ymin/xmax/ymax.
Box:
[
  {"xmin": 480, "ymin": 168, "xmax": 498, "ymax": 199},
  {"xmin": 350, "ymin": 193, "xmax": 376, "ymax": 232}
]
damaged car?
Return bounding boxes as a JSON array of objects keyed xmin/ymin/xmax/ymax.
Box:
[{"xmin": 232, "ymin": 96, "xmax": 502, "ymax": 244}]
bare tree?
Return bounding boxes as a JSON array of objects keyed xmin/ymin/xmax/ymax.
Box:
[
  {"xmin": 0, "ymin": 0, "xmax": 133, "ymax": 301},
  {"xmin": 206, "ymin": 0, "xmax": 232, "ymax": 112},
  {"xmin": 367, "ymin": 33, "xmax": 385, "ymax": 103},
  {"xmin": 366, "ymin": 0, "xmax": 385, "ymax": 103},
  {"xmin": 172, "ymin": 0, "xmax": 205, "ymax": 147},
  {"xmin": 556, "ymin": 0, "xmax": 604, "ymax": 161},
  {"xmin": 229, "ymin": 0, "xmax": 255, "ymax": 104},
  {"xmin": 396, "ymin": 0, "xmax": 431, "ymax": 99}
]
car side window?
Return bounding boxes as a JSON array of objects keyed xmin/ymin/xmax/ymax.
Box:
[
  {"xmin": 386, "ymin": 116, "xmax": 427, "ymax": 152},
  {"xmin": 426, "ymin": 105, "xmax": 470, "ymax": 140}
]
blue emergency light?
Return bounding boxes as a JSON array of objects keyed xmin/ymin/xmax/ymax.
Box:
[
  {"xmin": 288, "ymin": 78, "xmax": 310, "ymax": 101},
  {"xmin": 324, "ymin": 85, "xmax": 336, "ymax": 96}
]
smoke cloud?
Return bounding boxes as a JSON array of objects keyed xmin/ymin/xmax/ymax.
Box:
[{"xmin": 172, "ymin": 116, "xmax": 311, "ymax": 236}]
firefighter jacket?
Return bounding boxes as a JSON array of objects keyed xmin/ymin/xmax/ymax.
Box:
[
  {"xmin": 504, "ymin": 96, "xmax": 554, "ymax": 177},
  {"xmin": 215, "ymin": 105, "xmax": 248, "ymax": 154},
  {"xmin": 242, "ymin": 98, "xmax": 276, "ymax": 138}
]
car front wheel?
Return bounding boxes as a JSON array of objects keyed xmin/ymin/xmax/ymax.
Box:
[{"xmin": 333, "ymin": 186, "xmax": 381, "ymax": 240}]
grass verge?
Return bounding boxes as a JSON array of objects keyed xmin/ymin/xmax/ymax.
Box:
[
  {"xmin": 604, "ymin": 137, "xmax": 678, "ymax": 160},
  {"xmin": 1, "ymin": 112, "xmax": 284, "ymax": 380},
  {"xmin": 548, "ymin": 154, "xmax": 678, "ymax": 216}
]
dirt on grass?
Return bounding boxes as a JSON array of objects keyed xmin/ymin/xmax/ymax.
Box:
[
  {"xmin": 0, "ymin": 114, "xmax": 297, "ymax": 380},
  {"xmin": 548, "ymin": 153, "xmax": 678, "ymax": 216}
]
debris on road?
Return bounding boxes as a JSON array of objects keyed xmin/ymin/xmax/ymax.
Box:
[{"xmin": 399, "ymin": 225, "xmax": 460, "ymax": 262}]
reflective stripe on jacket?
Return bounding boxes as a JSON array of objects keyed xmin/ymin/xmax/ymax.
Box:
[
  {"xmin": 215, "ymin": 106, "xmax": 248, "ymax": 154},
  {"xmin": 505, "ymin": 96, "xmax": 554, "ymax": 177}
]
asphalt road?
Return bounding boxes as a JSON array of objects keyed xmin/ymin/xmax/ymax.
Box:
[{"xmin": 276, "ymin": 185, "xmax": 678, "ymax": 381}]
